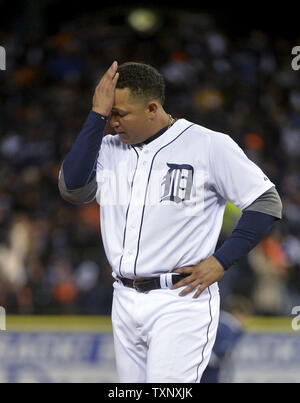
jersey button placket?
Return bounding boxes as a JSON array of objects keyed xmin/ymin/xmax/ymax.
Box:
[
  {"xmin": 142, "ymin": 147, "xmax": 150, "ymax": 167},
  {"xmin": 121, "ymin": 153, "xmax": 150, "ymax": 277}
]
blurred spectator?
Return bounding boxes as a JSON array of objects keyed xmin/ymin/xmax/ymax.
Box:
[
  {"xmin": 0, "ymin": 5, "xmax": 298, "ymax": 315},
  {"xmin": 249, "ymin": 232, "xmax": 290, "ymax": 315}
]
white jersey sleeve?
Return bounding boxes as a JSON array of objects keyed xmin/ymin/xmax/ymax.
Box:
[{"xmin": 209, "ymin": 132, "xmax": 274, "ymax": 210}]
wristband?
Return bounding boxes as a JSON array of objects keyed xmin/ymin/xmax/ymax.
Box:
[{"xmin": 91, "ymin": 110, "xmax": 109, "ymax": 121}]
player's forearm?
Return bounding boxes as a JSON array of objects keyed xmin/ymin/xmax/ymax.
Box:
[
  {"xmin": 213, "ymin": 210, "xmax": 277, "ymax": 270},
  {"xmin": 62, "ymin": 110, "xmax": 107, "ymax": 189}
]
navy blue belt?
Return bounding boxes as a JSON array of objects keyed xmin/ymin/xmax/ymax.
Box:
[{"xmin": 117, "ymin": 273, "xmax": 189, "ymax": 293}]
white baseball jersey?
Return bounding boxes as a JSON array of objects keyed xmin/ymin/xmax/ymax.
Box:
[{"xmin": 96, "ymin": 118, "xmax": 274, "ymax": 280}]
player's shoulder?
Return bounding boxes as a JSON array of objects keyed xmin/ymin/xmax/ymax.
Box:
[{"xmin": 182, "ymin": 119, "xmax": 232, "ymax": 144}]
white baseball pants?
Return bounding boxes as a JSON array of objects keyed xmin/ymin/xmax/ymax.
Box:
[{"xmin": 111, "ymin": 280, "xmax": 220, "ymax": 383}]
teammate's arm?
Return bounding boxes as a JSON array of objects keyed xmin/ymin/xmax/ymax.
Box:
[{"xmin": 58, "ymin": 61, "xmax": 119, "ymax": 204}]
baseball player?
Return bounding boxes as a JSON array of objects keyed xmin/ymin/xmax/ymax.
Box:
[{"xmin": 58, "ymin": 61, "xmax": 282, "ymax": 383}]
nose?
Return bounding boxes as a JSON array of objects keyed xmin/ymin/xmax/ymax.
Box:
[{"xmin": 110, "ymin": 115, "xmax": 120, "ymax": 131}]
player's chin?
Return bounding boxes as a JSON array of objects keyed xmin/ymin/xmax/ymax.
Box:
[
  {"xmin": 117, "ymin": 132, "xmax": 127, "ymax": 140},
  {"xmin": 118, "ymin": 132, "xmax": 134, "ymax": 144}
]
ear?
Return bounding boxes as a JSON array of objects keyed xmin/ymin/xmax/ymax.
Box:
[{"xmin": 147, "ymin": 101, "xmax": 159, "ymax": 119}]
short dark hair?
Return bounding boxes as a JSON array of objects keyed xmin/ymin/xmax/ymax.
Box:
[{"xmin": 116, "ymin": 62, "xmax": 165, "ymax": 105}]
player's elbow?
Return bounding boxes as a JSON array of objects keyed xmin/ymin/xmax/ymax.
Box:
[
  {"xmin": 58, "ymin": 183, "xmax": 97, "ymax": 205},
  {"xmin": 58, "ymin": 167, "xmax": 97, "ymax": 205}
]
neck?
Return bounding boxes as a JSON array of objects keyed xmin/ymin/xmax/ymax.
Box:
[{"xmin": 144, "ymin": 111, "xmax": 172, "ymax": 141}]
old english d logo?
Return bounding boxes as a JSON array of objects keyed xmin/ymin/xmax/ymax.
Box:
[{"xmin": 161, "ymin": 163, "xmax": 194, "ymax": 203}]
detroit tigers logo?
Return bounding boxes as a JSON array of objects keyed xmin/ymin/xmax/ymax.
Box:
[{"xmin": 160, "ymin": 163, "xmax": 194, "ymax": 203}]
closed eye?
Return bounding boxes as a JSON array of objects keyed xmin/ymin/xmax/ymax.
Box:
[{"xmin": 111, "ymin": 110, "xmax": 129, "ymax": 118}]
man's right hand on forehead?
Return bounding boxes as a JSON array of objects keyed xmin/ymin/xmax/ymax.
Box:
[{"xmin": 92, "ymin": 61, "xmax": 119, "ymax": 117}]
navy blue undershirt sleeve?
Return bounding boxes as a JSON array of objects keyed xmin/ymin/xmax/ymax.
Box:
[
  {"xmin": 63, "ymin": 111, "xmax": 107, "ymax": 189},
  {"xmin": 213, "ymin": 210, "xmax": 276, "ymax": 270}
]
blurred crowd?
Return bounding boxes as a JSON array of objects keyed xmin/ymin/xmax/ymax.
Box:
[{"xmin": 0, "ymin": 4, "xmax": 299, "ymax": 315}]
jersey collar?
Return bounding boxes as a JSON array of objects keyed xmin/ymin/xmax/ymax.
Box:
[
  {"xmin": 134, "ymin": 124, "xmax": 170, "ymax": 147},
  {"xmin": 132, "ymin": 119, "xmax": 193, "ymax": 154}
]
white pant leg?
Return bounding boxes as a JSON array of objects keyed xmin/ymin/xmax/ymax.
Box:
[
  {"xmin": 146, "ymin": 284, "xmax": 220, "ymax": 383},
  {"xmin": 111, "ymin": 281, "xmax": 148, "ymax": 383},
  {"xmin": 112, "ymin": 280, "xmax": 220, "ymax": 383}
]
